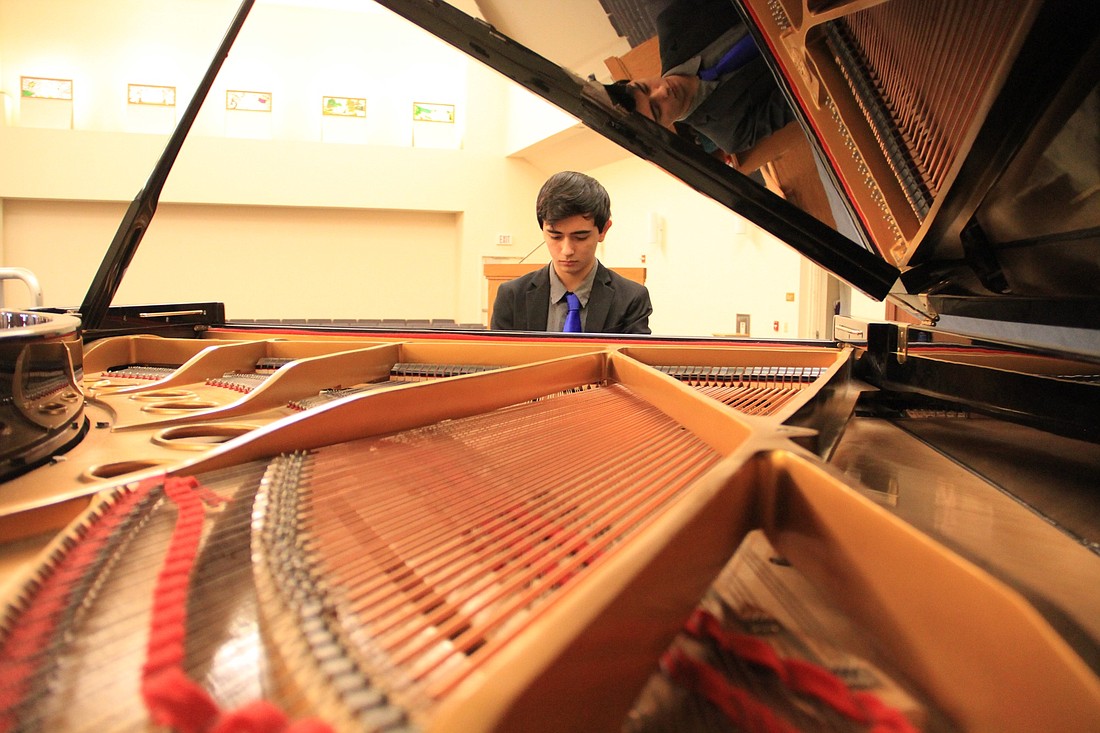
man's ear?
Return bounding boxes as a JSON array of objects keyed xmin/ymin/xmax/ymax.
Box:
[{"xmin": 599, "ymin": 219, "xmax": 613, "ymax": 240}]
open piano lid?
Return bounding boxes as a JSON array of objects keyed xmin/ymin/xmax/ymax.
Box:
[
  {"xmin": 368, "ymin": 0, "xmax": 1099, "ymax": 340},
  {"xmin": 734, "ymin": 0, "xmax": 1100, "ymax": 333}
]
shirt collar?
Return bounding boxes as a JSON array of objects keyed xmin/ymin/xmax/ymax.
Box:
[
  {"xmin": 665, "ymin": 25, "xmax": 746, "ymax": 121},
  {"xmin": 549, "ymin": 261, "xmax": 599, "ymax": 305}
]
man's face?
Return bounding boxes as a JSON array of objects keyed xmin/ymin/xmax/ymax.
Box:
[
  {"xmin": 544, "ymin": 214, "xmax": 610, "ymax": 282},
  {"xmin": 626, "ymin": 74, "xmax": 698, "ymax": 127}
]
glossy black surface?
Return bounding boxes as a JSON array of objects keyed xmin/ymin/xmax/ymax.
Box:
[
  {"xmin": 0, "ymin": 311, "xmax": 85, "ymax": 481},
  {"xmin": 831, "ymin": 414, "xmax": 1100, "ymax": 672}
]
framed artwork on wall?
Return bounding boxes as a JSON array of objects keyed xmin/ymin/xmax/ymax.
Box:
[
  {"xmin": 21, "ymin": 76, "xmax": 73, "ymax": 100},
  {"xmin": 322, "ymin": 96, "xmax": 366, "ymax": 117},
  {"xmin": 226, "ymin": 90, "xmax": 272, "ymax": 112},
  {"xmin": 412, "ymin": 102, "xmax": 455, "ymax": 123},
  {"xmin": 128, "ymin": 84, "xmax": 176, "ymax": 106}
]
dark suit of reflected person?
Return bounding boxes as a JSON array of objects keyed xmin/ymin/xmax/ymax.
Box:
[{"xmin": 604, "ymin": 0, "xmax": 793, "ymax": 157}]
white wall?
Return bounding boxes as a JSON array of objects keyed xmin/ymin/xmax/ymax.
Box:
[
  {"xmin": 590, "ymin": 157, "xmax": 805, "ymax": 337},
  {"xmin": 0, "ymin": 0, "xmax": 882, "ymax": 334},
  {"xmin": 0, "ymin": 0, "xmax": 550, "ymax": 325}
]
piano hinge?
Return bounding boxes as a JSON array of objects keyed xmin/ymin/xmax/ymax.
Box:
[
  {"xmin": 961, "ymin": 219, "xmax": 1011, "ymax": 294},
  {"xmin": 894, "ymin": 323, "xmax": 909, "ymax": 364}
]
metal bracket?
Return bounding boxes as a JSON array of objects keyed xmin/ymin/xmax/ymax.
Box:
[
  {"xmin": 0, "ymin": 267, "xmax": 44, "ymax": 308},
  {"xmin": 895, "ymin": 324, "xmax": 909, "ymax": 364}
]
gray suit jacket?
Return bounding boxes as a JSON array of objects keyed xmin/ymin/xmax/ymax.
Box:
[{"xmin": 491, "ymin": 263, "xmax": 652, "ymax": 334}]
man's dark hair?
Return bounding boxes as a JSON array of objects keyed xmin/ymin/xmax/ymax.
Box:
[
  {"xmin": 536, "ymin": 171, "xmax": 612, "ymax": 231},
  {"xmin": 603, "ymin": 81, "xmax": 637, "ymax": 113}
]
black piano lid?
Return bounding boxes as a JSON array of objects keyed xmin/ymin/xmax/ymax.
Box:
[{"xmin": 367, "ymin": 0, "xmax": 1100, "ymax": 339}]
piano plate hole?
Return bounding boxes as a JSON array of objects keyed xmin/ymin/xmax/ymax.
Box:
[
  {"xmin": 129, "ymin": 389, "xmax": 197, "ymax": 401},
  {"xmin": 141, "ymin": 400, "xmax": 220, "ymax": 414},
  {"xmin": 152, "ymin": 423, "xmax": 258, "ymax": 450},
  {"xmin": 81, "ymin": 458, "xmax": 173, "ymax": 482},
  {"xmin": 85, "ymin": 378, "xmax": 136, "ymax": 392}
]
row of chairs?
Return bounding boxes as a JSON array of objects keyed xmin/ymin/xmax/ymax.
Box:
[{"xmin": 227, "ymin": 317, "xmax": 488, "ymax": 330}]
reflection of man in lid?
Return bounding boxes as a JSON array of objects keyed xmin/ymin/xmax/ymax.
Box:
[{"xmin": 605, "ymin": 0, "xmax": 793, "ymax": 157}]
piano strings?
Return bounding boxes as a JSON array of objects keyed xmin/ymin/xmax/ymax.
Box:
[
  {"xmin": 2, "ymin": 382, "xmax": 726, "ymax": 730},
  {"xmin": 827, "ymin": 0, "xmax": 1020, "ymax": 219},
  {"xmin": 260, "ymin": 383, "xmax": 724, "ymax": 723},
  {"xmin": 1, "ymin": 351, "xmax": 934, "ymax": 731},
  {"xmin": 0, "ymin": 461, "xmax": 279, "ymax": 732},
  {"xmin": 656, "ymin": 365, "xmax": 824, "ymax": 416},
  {"xmin": 624, "ymin": 532, "xmax": 946, "ymax": 732}
]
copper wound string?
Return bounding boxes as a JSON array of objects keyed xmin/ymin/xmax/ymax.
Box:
[{"xmin": 259, "ymin": 384, "xmax": 724, "ymax": 717}]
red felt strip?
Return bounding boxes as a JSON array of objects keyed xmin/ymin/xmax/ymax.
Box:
[
  {"xmin": 684, "ymin": 609, "xmax": 917, "ymax": 733},
  {"xmin": 140, "ymin": 476, "xmax": 335, "ymax": 733}
]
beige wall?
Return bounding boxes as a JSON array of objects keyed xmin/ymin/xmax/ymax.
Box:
[
  {"xmin": 2, "ymin": 199, "xmax": 461, "ymax": 320},
  {"xmin": 591, "ymin": 157, "xmax": 805, "ymax": 337},
  {"xmin": 0, "ymin": 0, "xmax": 882, "ymax": 335}
]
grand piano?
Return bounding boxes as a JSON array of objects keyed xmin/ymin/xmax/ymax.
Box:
[{"xmin": 1, "ymin": 0, "xmax": 1098, "ymax": 731}]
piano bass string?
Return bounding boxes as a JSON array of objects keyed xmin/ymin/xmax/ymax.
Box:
[
  {"xmin": 2, "ymin": 383, "xmax": 739, "ymax": 730},
  {"xmin": 258, "ymin": 383, "xmax": 725, "ymax": 723},
  {"xmin": 655, "ymin": 365, "xmax": 825, "ymax": 416}
]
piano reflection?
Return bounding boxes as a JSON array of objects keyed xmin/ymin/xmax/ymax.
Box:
[{"xmin": 1, "ymin": 0, "xmax": 1098, "ymax": 731}]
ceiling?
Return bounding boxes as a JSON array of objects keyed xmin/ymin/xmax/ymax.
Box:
[{"xmin": 473, "ymin": 0, "xmax": 663, "ymax": 78}]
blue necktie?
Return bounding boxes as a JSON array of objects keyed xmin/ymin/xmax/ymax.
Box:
[
  {"xmin": 698, "ymin": 34, "xmax": 759, "ymax": 81},
  {"xmin": 563, "ymin": 292, "xmax": 582, "ymax": 333}
]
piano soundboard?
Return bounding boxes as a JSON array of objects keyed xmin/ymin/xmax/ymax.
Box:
[{"xmin": 1, "ymin": 329, "xmax": 1097, "ymax": 732}]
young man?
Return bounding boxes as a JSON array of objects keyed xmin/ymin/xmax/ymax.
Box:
[{"xmin": 491, "ymin": 171, "xmax": 652, "ymax": 334}]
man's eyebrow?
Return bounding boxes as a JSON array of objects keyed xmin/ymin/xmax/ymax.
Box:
[
  {"xmin": 546, "ymin": 224, "xmax": 594, "ymax": 235},
  {"xmin": 627, "ymin": 81, "xmax": 657, "ymax": 122}
]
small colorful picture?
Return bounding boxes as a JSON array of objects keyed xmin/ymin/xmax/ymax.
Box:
[
  {"xmin": 128, "ymin": 84, "xmax": 176, "ymax": 106},
  {"xmin": 322, "ymin": 96, "xmax": 366, "ymax": 117},
  {"xmin": 412, "ymin": 102, "xmax": 455, "ymax": 123},
  {"xmin": 21, "ymin": 77, "xmax": 72, "ymax": 100},
  {"xmin": 226, "ymin": 90, "xmax": 272, "ymax": 112}
]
